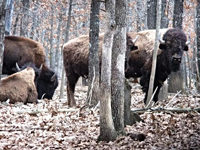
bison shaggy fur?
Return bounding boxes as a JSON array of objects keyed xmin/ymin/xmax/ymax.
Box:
[
  {"xmin": 63, "ymin": 33, "xmax": 138, "ymax": 107},
  {"xmin": 0, "ymin": 67, "xmax": 38, "ymax": 104},
  {"xmin": 127, "ymin": 28, "xmax": 189, "ymax": 104},
  {"xmin": 3, "ymin": 36, "xmax": 58, "ymax": 99}
]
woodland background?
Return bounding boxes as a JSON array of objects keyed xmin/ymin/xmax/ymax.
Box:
[{"xmin": 0, "ymin": 0, "xmax": 199, "ymax": 149}]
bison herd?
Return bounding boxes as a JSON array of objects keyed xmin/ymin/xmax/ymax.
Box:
[{"xmin": 0, "ymin": 28, "xmax": 189, "ymax": 106}]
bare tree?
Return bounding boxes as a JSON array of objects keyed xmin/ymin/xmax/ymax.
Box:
[
  {"xmin": 20, "ymin": 0, "xmax": 30, "ymax": 37},
  {"xmin": 0, "ymin": 0, "xmax": 7, "ymax": 81},
  {"xmin": 161, "ymin": 0, "xmax": 169, "ymax": 28},
  {"xmin": 98, "ymin": 0, "xmax": 117, "ymax": 142},
  {"xmin": 111, "ymin": 0, "xmax": 127, "ymax": 135},
  {"xmin": 5, "ymin": 0, "xmax": 14, "ymax": 35},
  {"xmin": 196, "ymin": 0, "xmax": 200, "ymax": 92},
  {"xmin": 168, "ymin": 0, "xmax": 185, "ymax": 93},
  {"xmin": 86, "ymin": 0, "xmax": 100, "ymax": 106},
  {"xmin": 50, "ymin": 2, "xmax": 55, "ymax": 70},
  {"xmin": 60, "ymin": 0, "xmax": 73, "ymax": 100},
  {"xmin": 146, "ymin": 0, "xmax": 162, "ymax": 106},
  {"xmin": 147, "ymin": 0, "xmax": 157, "ymax": 29}
]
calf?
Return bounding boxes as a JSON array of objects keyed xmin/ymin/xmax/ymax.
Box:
[{"xmin": 0, "ymin": 67, "xmax": 38, "ymax": 104}]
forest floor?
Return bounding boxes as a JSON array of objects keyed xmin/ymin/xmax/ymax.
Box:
[{"xmin": 0, "ymin": 80, "xmax": 200, "ymax": 150}]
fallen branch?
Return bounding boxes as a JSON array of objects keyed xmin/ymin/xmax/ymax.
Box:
[
  {"xmin": 13, "ymin": 108, "xmax": 79, "ymax": 115},
  {"xmin": 131, "ymin": 107, "xmax": 200, "ymax": 114}
]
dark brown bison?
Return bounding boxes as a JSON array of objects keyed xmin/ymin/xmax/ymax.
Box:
[
  {"xmin": 126, "ymin": 28, "xmax": 189, "ymax": 104},
  {"xmin": 3, "ymin": 36, "xmax": 58, "ymax": 99},
  {"xmin": 63, "ymin": 33, "xmax": 139, "ymax": 107},
  {"xmin": 0, "ymin": 67, "xmax": 38, "ymax": 104}
]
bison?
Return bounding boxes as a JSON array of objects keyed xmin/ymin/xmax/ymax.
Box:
[
  {"xmin": 63, "ymin": 33, "xmax": 139, "ymax": 107},
  {"xmin": 3, "ymin": 35, "xmax": 58, "ymax": 99},
  {"xmin": 126, "ymin": 28, "xmax": 189, "ymax": 104},
  {"xmin": 0, "ymin": 67, "xmax": 38, "ymax": 104}
]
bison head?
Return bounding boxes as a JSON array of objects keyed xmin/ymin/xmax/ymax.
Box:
[
  {"xmin": 15, "ymin": 62, "xmax": 42, "ymax": 85},
  {"xmin": 37, "ymin": 69, "xmax": 58, "ymax": 99},
  {"xmin": 159, "ymin": 28, "xmax": 189, "ymax": 72}
]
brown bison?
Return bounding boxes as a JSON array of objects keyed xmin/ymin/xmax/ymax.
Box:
[
  {"xmin": 126, "ymin": 28, "xmax": 189, "ymax": 104},
  {"xmin": 3, "ymin": 36, "xmax": 58, "ymax": 99},
  {"xmin": 0, "ymin": 67, "xmax": 38, "ymax": 104},
  {"xmin": 63, "ymin": 33, "xmax": 139, "ymax": 107}
]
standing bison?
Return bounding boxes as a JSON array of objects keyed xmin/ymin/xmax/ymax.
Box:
[
  {"xmin": 126, "ymin": 28, "xmax": 189, "ymax": 104},
  {"xmin": 63, "ymin": 33, "xmax": 139, "ymax": 107},
  {"xmin": 3, "ymin": 36, "xmax": 58, "ymax": 99},
  {"xmin": 0, "ymin": 67, "xmax": 38, "ymax": 104}
]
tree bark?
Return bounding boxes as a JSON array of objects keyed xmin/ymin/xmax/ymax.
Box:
[
  {"xmin": 168, "ymin": 0, "xmax": 185, "ymax": 93},
  {"xmin": 160, "ymin": 0, "xmax": 169, "ymax": 28},
  {"xmin": 98, "ymin": 0, "xmax": 117, "ymax": 142},
  {"xmin": 50, "ymin": 3, "xmax": 55, "ymax": 70},
  {"xmin": 196, "ymin": 0, "xmax": 200, "ymax": 93},
  {"xmin": 5, "ymin": 0, "xmax": 14, "ymax": 35},
  {"xmin": 20, "ymin": 0, "xmax": 30, "ymax": 37},
  {"xmin": 86, "ymin": 0, "xmax": 100, "ymax": 107},
  {"xmin": 0, "ymin": 0, "xmax": 6, "ymax": 81},
  {"xmin": 147, "ymin": 0, "xmax": 157, "ymax": 29},
  {"xmin": 111, "ymin": 0, "xmax": 127, "ymax": 135},
  {"xmin": 60, "ymin": 0, "xmax": 73, "ymax": 99},
  {"xmin": 146, "ymin": 0, "xmax": 162, "ymax": 106}
]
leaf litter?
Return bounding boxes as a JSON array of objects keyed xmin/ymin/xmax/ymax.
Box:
[{"xmin": 0, "ymin": 83, "xmax": 199, "ymax": 149}]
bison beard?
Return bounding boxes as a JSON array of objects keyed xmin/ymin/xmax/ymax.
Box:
[
  {"xmin": 63, "ymin": 33, "xmax": 138, "ymax": 107},
  {"xmin": 127, "ymin": 28, "xmax": 189, "ymax": 104},
  {"xmin": 3, "ymin": 35, "xmax": 58, "ymax": 100}
]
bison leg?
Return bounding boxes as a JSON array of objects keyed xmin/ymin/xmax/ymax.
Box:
[
  {"xmin": 140, "ymin": 75, "xmax": 162, "ymax": 104},
  {"xmin": 66, "ymin": 74, "xmax": 79, "ymax": 107}
]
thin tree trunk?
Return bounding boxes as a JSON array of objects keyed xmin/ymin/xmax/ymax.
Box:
[
  {"xmin": 60, "ymin": 0, "xmax": 73, "ymax": 99},
  {"xmin": 146, "ymin": 0, "xmax": 162, "ymax": 106},
  {"xmin": 5, "ymin": 0, "xmax": 14, "ymax": 35},
  {"xmin": 86, "ymin": 0, "xmax": 100, "ymax": 107},
  {"xmin": 20, "ymin": 0, "xmax": 30, "ymax": 37},
  {"xmin": 98, "ymin": 0, "xmax": 117, "ymax": 142},
  {"xmin": 50, "ymin": 3, "xmax": 55, "ymax": 70},
  {"xmin": 147, "ymin": 0, "xmax": 157, "ymax": 29},
  {"xmin": 0, "ymin": 0, "xmax": 6, "ymax": 81},
  {"xmin": 196, "ymin": 0, "xmax": 200, "ymax": 92},
  {"xmin": 111, "ymin": 0, "xmax": 127, "ymax": 135},
  {"xmin": 168, "ymin": 0, "xmax": 185, "ymax": 93}
]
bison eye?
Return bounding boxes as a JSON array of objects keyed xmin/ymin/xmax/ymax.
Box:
[
  {"xmin": 184, "ymin": 45, "xmax": 188, "ymax": 51},
  {"xmin": 159, "ymin": 43, "xmax": 166, "ymax": 50}
]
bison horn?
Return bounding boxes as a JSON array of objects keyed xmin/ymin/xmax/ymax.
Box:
[
  {"xmin": 159, "ymin": 37, "xmax": 165, "ymax": 44},
  {"xmin": 186, "ymin": 40, "xmax": 190, "ymax": 45},
  {"xmin": 51, "ymin": 73, "xmax": 56, "ymax": 82},
  {"xmin": 132, "ymin": 35, "xmax": 139, "ymax": 44},
  {"xmin": 39, "ymin": 64, "xmax": 43, "ymax": 72},
  {"xmin": 16, "ymin": 62, "xmax": 21, "ymax": 71}
]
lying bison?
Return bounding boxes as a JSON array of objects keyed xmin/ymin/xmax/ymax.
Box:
[
  {"xmin": 63, "ymin": 33, "xmax": 139, "ymax": 107},
  {"xmin": 126, "ymin": 28, "xmax": 189, "ymax": 104},
  {"xmin": 0, "ymin": 67, "xmax": 38, "ymax": 104},
  {"xmin": 3, "ymin": 36, "xmax": 58, "ymax": 99}
]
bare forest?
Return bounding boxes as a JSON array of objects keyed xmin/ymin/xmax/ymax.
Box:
[{"xmin": 0, "ymin": 0, "xmax": 200, "ymax": 149}]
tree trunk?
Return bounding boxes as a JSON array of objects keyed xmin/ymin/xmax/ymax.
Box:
[
  {"xmin": 60, "ymin": 0, "xmax": 73, "ymax": 100},
  {"xmin": 161, "ymin": 0, "xmax": 169, "ymax": 28},
  {"xmin": 0, "ymin": 0, "xmax": 6, "ymax": 81},
  {"xmin": 20, "ymin": 0, "xmax": 30, "ymax": 37},
  {"xmin": 30, "ymin": 0, "xmax": 39, "ymax": 40},
  {"xmin": 86, "ymin": 0, "xmax": 100, "ymax": 107},
  {"xmin": 98, "ymin": 0, "xmax": 117, "ymax": 142},
  {"xmin": 50, "ymin": 3, "xmax": 55, "ymax": 70},
  {"xmin": 146, "ymin": 0, "xmax": 162, "ymax": 106},
  {"xmin": 111, "ymin": 0, "xmax": 127, "ymax": 135},
  {"xmin": 5, "ymin": 0, "xmax": 14, "ymax": 35},
  {"xmin": 147, "ymin": 0, "xmax": 157, "ymax": 29},
  {"xmin": 137, "ymin": 0, "xmax": 147, "ymax": 31},
  {"xmin": 168, "ymin": 0, "xmax": 185, "ymax": 93},
  {"xmin": 196, "ymin": 0, "xmax": 200, "ymax": 93}
]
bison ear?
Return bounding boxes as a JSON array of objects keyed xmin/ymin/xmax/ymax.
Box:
[
  {"xmin": 184, "ymin": 45, "xmax": 188, "ymax": 51},
  {"xmin": 159, "ymin": 44, "xmax": 166, "ymax": 50}
]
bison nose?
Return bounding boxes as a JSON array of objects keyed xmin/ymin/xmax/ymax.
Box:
[{"xmin": 173, "ymin": 57, "xmax": 181, "ymax": 63}]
